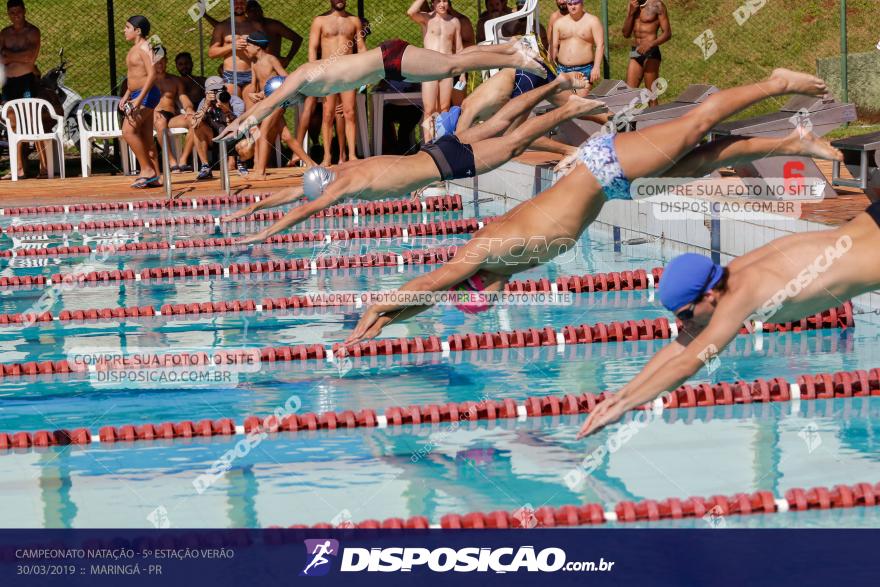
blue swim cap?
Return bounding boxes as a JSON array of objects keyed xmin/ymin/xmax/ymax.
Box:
[
  {"xmin": 658, "ymin": 253, "xmax": 724, "ymax": 312},
  {"xmin": 264, "ymin": 75, "xmax": 285, "ymax": 97},
  {"xmin": 302, "ymin": 166, "xmax": 336, "ymax": 200},
  {"xmin": 434, "ymin": 106, "xmax": 462, "ymax": 141}
]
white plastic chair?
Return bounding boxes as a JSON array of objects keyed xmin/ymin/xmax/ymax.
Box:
[
  {"xmin": 484, "ymin": 0, "xmax": 540, "ymax": 44},
  {"xmin": 482, "ymin": 0, "xmax": 540, "ymax": 79},
  {"xmin": 1, "ymin": 98, "xmax": 66, "ymax": 181},
  {"xmin": 77, "ymin": 96, "xmax": 131, "ymax": 178}
]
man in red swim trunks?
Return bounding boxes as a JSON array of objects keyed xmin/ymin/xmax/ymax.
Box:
[{"xmin": 216, "ymin": 38, "xmax": 545, "ymax": 142}]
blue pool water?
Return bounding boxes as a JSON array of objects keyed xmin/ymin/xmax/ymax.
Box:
[{"xmin": 0, "ymin": 195, "xmax": 878, "ymax": 529}]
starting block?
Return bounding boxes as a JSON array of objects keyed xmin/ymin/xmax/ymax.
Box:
[
  {"xmin": 831, "ymin": 131, "xmax": 880, "ymax": 200},
  {"xmin": 628, "ymin": 84, "xmax": 718, "ymax": 130}
]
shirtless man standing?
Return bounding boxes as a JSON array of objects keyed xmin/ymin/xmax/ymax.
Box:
[
  {"xmin": 120, "ymin": 16, "xmax": 160, "ymax": 188},
  {"xmin": 448, "ymin": 1, "xmax": 475, "ymax": 107},
  {"xmin": 622, "ymin": 0, "xmax": 671, "ymax": 106},
  {"xmin": 311, "ymin": 0, "xmax": 364, "ymax": 165},
  {"xmin": 1, "ymin": 0, "xmax": 41, "ymax": 179},
  {"xmin": 208, "ymin": 0, "xmax": 263, "ymax": 96},
  {"xmin": 408, "ymin": 0, "xmax": 462, "ymax": 142},
  {"xmin": 547, "ymin": 0, "xmax": 568, "ymax": 43},
  {"xmin": 550, "ymin": 0, "xmax": 603, "ymax": 94},
  {"xmin": 246, "ymin": 0, "xmax": 302, "ymax": 68},
  {"xmin": 152, "ymin": 53, "xmax": 197, "ymax": 173}
]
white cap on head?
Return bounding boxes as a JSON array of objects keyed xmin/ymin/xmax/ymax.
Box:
[{"xmin": 302, "ymin": 166, "xmax": 336, "ymax": 200}]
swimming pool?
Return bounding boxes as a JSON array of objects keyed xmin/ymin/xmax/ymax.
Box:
[{"xmin": 1, "ymin": 192, "xmax": 878, "ymax": 529}]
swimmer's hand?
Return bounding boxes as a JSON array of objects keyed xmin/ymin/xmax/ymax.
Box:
[
  {"xmin": 575, "ymin": 393, "xmax": 629, "ymax": 439},
  {"xmin": 215, "ymin": 119, "xmax": 247, "ymax": 144},
  {"xmin": 345, "ymin": 308, "xmax": 389, "ymax": 345},
  {"xmin": 222, "ymin": 206, "xmax": 255, "ymax": 223},
  {"xmin": 554, "ymin": 152, "xmax": 578, "ymax": 175},
  {"xmin": 235, "ymin": 232, "xmax": 267, "ymax": 245}
]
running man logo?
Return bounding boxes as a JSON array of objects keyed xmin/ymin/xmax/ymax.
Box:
[{"xmin": 301, "ymin": 539, "xmax": 340, "ymax": 577}]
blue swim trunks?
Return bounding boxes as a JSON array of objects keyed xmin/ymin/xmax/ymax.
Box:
[
  {"xmin": 130, "ymin": 86, "xmax": 161, "ymax": 109},
  {"xmin": 434, "ymin": 106, "xmax": 462, "ymax": 140},
  {"xmin": 575, "ymin": 132, "xmax": 632, "ymax": 201},
  {"xmin": 511, "ymin": 62, "xmax": 556, "ymax": 99},
  {"xmin": 556, "ymin": 63, "xmax": 593, "ymax": 79},
  {"xmin": 222, "ymin": 69, "xmax": 253, "ymax": 86}
]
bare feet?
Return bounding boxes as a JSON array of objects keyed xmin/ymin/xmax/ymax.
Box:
[
  {"xmin": 556, "ymin": 72, "xmax": 588, "ymax": 92},
  {"xmin": 784, "ymin": 128, "xmax": 843, "ymax": 161},
  {"xmin": 565, "ymin": 95, "xmax": 609, "ymax": 118},
  {"xmin": 510, "ymin": 40, "xmax": 546, "ymax": 78},
  {"xmin": 770, "ymin": 68, "xmax": 828, "ymax": 96}
]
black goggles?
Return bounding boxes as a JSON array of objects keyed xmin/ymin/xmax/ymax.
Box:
[{"xmin": 675, "ymin": 270, "xmax": 716, "ymax": 321}]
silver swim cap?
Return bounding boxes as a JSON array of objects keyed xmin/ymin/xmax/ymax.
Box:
[{"xmin": 302, "ymin": 166, "xmax": 336, "ymax": 200}]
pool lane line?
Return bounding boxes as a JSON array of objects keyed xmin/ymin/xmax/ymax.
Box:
[
  {"xmin": 0, "ymin": 195, "xmax": 464, "ymax": 237},
  {"xmin": 0, "ymin": 193, "xmax": 267, "ymax": 218},
  {"xmin": 0, "ymin": 220, "xmax": 491, "ymax": 291},
  {"xmin": 0, "ymin": 362, "xmax": 875, "ymax": 454},
  {"xmin": 0, "ymin": 217, "xmax": 488, "ymax": 288},
  {"xmin": 284, "ymin": 480, "xmax": 880, "ymax": 529},
  {"xmin": 0, "ymin": 303, "xmax": 854, "ymax": 381},
  {"xmin": 7, "ymin": 265, "xmax": 653, "ymax": 324}
]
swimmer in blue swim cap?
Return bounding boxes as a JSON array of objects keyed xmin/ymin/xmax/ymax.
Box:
[{"xmin": 221, "ymin": 74, "xmax": 602, "ymax": 244}]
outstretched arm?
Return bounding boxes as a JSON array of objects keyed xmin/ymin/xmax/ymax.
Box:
[
  {"xmin": 237, "ymin": 181, "xmax": 348, "ymax": 244},
  {"xmin": 576, "ymin": 298, "xmax": 752, "ymax": 438},
  {"xmin": 345, "ymin": 242, "xmax": 489, "ymax": 344},
  {"xmin": 215, "ymin": 68, "xmax": 306, "ymax": 141},
  {"xmin": 222, "ymin": 185, "xmax": 305, "ymax": 222}
]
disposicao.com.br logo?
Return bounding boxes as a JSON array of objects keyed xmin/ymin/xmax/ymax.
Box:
[{"xmin": 300, "ymin": 542, "xmax": 614, "ymax": 575}]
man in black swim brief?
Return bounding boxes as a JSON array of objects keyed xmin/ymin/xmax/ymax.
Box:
[{"xmin": 223, "ymin": 73, "xmax": 605, "ymax": 243}]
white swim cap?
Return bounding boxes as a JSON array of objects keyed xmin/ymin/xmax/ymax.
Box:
[{"xmin": 302, "ymin": 166, "xmax": 336, "ymax": 200}]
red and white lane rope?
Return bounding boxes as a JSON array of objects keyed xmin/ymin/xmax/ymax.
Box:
[
  {"xmin": 0, "ymin": 193, "xmax": 264, "ymax": 217},
  {"xmin": 0, "ymin": 195, "xmax": 464, "ymax": 237},
  {"xmin": 0, "ymin": 216, "xmax": 489, "ymax": 263},
  {"xmin": 285, "ymin": 481, "xmax": 880, "ymax": 529},
  {"xmin": 0, "ymin": 302, "xmax": 854, "ymax": 381},
  {"xmin": 0, "ymin": 194, "xmax": 461, "ymax": 218},
  {"xmin": 0, "ymin": 363, "xmax": 876, "ymax": 453}
]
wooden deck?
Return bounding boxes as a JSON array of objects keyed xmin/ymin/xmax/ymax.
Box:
[
  {"xmin": 0, "ymin": 167, "xmax": 307, "ymax": 207},
  {"xmin": 0, "ymin": 155, "xmax": 871, "ymax": 226}
]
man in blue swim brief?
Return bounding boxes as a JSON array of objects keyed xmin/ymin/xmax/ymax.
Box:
[{"xmin": 345, "ymin": 70, "xmax": 842, "ymax": 344}]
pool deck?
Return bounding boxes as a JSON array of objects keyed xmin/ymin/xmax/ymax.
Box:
[{"xmin": 0, "ymin": 155, "xmax": 870, "ymax": 225}]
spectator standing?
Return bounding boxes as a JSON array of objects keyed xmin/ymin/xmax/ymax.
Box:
[
  {"xmin": 550, "ymin": 0, "xmax": 603, "ymax": 95},
  {"xmin": 208, "ymin": 0, "xmax": 263, "ymax": 96},
  {"xmin": 622, "ymin": 0, "xmax": 671, "ymax": 105},
  {"xmin": 310, "ymin": 0, "xmax": 365, "ymax": 165},
  {"xmin": 1, "ymin": 0, "xmax": 42, "ymax": 179},
  {"xmin": 120, "ymin": 15, "xmax": 161, "ymax": 188},
  {"xmin": 476, "ymin": 0, "xmax": 511, "ymax": 44},
  {"xmin": 407, "ymin": 0, "xmax": 462, "ymax": 142}
]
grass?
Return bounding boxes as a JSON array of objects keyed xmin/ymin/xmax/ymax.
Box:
[{"xmin": 3, "ymin": 1, "xmax": 877, "ymax": 173}]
